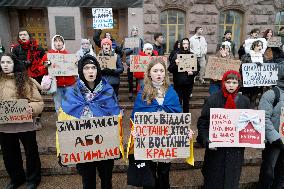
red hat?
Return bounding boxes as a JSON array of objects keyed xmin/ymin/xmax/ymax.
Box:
[{"xmin": 101, "ymin": 38, "xmax": 112, "ymax": 48}]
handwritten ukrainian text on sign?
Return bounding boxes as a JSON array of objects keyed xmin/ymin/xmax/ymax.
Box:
[
  {"xmin": 92, "ymin": 8, "xmax": 113, "ymax": 29},
  {"xmin": 97, "ymin": 55, "xmax": 117, "ymax": 69},
  {"xmin": 47, "ymin": 53, "xmax": 78, "ymax": 76},
  {"xmin": 177, "ymin": 54, "xmax": 197, "ymax": 72},
  {"xmin": 267, "ymin": 37, "xmax": 282, "ymax": 47},
  {"xmin": 280, "ymin": 107, "xmax": 284, "ymax": 142},
  {"xmin": 0, "ymin": 99, "xmax": 32, "ymax": 124},
  {"xmin": 205, "ymin": 56, "xmax": 241, "ymax": 80},
  {"xmin": 209, "ymin": 108, "xmax": 265, "ymax": 148},
  {"xmin": 133, "ymin": 112, "xmax": 191, "ymax": 160},
  {"xmin": 241, "ymin": 63, "xmax": 278, "ymax": 87},
  {"xmin": 130, "ymin": 56, "xmax": 168, "ymax": 72},
  {"xmin": 124, "ymin": 38, "xmax": 140, "ymax": 49},
  {"xmin": 57, "ymin": 116, "xmax": 120, "ymax": 165}
]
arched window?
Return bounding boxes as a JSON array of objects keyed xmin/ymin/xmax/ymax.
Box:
[
  {"xmin": 160, "ymin": 9, "xmax": 185, "ymax": 54},
  {"xmin": 275, "ymin": 11, "xmax": 284, "ymax": 32},
  {"xmin": 219, "ymin": 10, "xmax": 243, "ymax": 51}
]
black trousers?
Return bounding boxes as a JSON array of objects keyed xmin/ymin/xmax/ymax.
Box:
[
  {"xmin": 174, "ymin": 82, "xmax": 194, "ymax": 113},
  {"xmin": 0, "ymin": 131, "xmax": 41, "ymax": 185},
  {"xmin": 144, "ymin": 162, "xmax": 171, "ymax": 189},
  {"xmin": 127, "ymin": 67, "xmax": 134, "ymax": 94},
  {"xmin": 76, "ymin": 159, "xmax": 114, "ymax": 189}
]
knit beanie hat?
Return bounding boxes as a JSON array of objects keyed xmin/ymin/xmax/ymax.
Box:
[
  {"xmin": 143, "ymin": 43, "xmax": 153, "ymax": 52},
  {"xmin": 78, "ymin": 55, "xmax": 102, "ymax": 89},
  {"xmin": 101, "ymin": 38, "xmax": 112, "ymax": 48}
]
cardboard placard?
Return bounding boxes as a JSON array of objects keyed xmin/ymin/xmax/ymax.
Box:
[
  {"xmin": 0, "ymin": 99, "xmax": 33, "ymax": 124},
  {"xmin": 47, "ymin": 53, "xmax": 78, "ymax": 76},
  {"xmin": 133, "ymin": 112, "xmax": 191, "ymax": 160},
  {"xmin": 124, "ymin": 38, "xmax": 140, "ymax": 49},
  {"xmin": 244, "ymin": 38, "xmax": 267, "ymax": 54},
  {"xmin": 130, "ymin": 56, "xmax": 168, "ymax": 72},
  {"xmin": 92, "ymin": 8, "xmax": 113, "ymax": 29},
  {"xmin": 97, "ymin": 55, "xmax": 117, "ymax": 69},
  {"xmin": 267, "ymin": 37, "xmax": 282, "ymax": 47},
  {"xmin": 209, "ymin": 108, "xmax": 265, "ymax": 148},
  {"xmin": 280, "ymin": 107, "xmax": 284, "ymax": 142},
  {"xmin": 241, "ymin": 63, "xmax": 278, "ymax": 87},
  {"xmin": 204, "ymin": 56, "xmax": 241, "ymax": 80},
  {"xmin": 177, "ymin": 54, "xmax": 197, "ymax": 72},
  {"xmin": 56, "ymin": 116, "xmax": 120, "ymax": 165}
]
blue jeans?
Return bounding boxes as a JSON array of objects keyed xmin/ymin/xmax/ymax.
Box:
[
  {"xmin": 209, "ymin": 81, "xmax": 221, "ymax": 95},
  {"xmin": 53, "ymin": 85, "xmax": 73, "ymax": 112},
  {"xmin": 258, "ymin": 143, "xmax": 284, "ymax": 189}
]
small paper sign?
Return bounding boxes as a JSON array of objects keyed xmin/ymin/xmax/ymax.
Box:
[
  {"xmin": 92, "ymin": 8, "xmax": 113, "ymax": 29},
  {"xmin": 205, "ymin": 56, "xmax": 241, "ymax": 80},
  {"xmin": 0, "ymin": 99, "xmax": 33, "ymax": 124},
  {"xmin": 47, "ymin": 53, "xmax": 78, "ymax": 76},
  {"xmin": 209, "ymin": 108, "xmax": 265, "ymax": 148},
  {"xmin": 133, "ymin": 112, "xmax": 191, "ymax": 160},
  {"xmin": 57, "ymin": 116, "xmax": 120, "ymax": 165},
  {"xmin": 124, "ymin": 38, "xmax": 140, "ymax": 49},
  {"xmin": 280, "ymin": 107, "xmax": 284, "ymax": 142},
  {"xmin": 97, "ymin": 55, "xmax": 117, "ymax": 69},
  {"xmin": 177, "ymin": 54, "xmax": 197, "ymax": 72},
  {"xmin": 267, "ymin": 37, "xmax": 282, "ymax": 47},
  {"xmin": 130, "ymin": 56, "xmax": 168, "ymax": 72},
  {"xmin": 241, "ymin": 63, "xmax": 278, "ymax": 87}
]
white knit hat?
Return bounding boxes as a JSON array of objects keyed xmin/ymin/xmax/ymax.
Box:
[{"xmin": 143, "ymin": 43, "xmax": 153, "ymax": 52}]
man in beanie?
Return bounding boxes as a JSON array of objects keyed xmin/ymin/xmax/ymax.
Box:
[
  {"xmin": 216, "ymin": 30, "xmax": 236, "ymax": 57},
  {"xmin": 99, "ymin": 38, "xmax": 124, "ymax": 97},
  {"xmin": 257, "ymin": 62, "xmax": 284, "ymax": 189}
]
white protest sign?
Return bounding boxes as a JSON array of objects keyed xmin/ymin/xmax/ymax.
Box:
[
  {"xmin": 97, "ymin": 55, "xmax": 117, "ymax": 69},
  {"xmin": 241, "ymin": 63, "xmax": 278, "ymax": 87},
  {"xmin": 92, "ymin": 8, "xmax": 113, "ymax": 29},
  {"xmin": 209, "ymin": 108, "xmax": 265, "ymax": 148},
  {"xmin": 124, "ymin": 38, "xmax": 140, "ymax": 49},
  {"xmin": 205, "ymin": 56, "xmax": 241, "ymax": 80},
  {"xmin": 280, "ymin": 107, "xmax": 284, "ymax": 142},
  {"xmin": 133, "ymin": 112, "xmax": 191, "ymax": 160},
  {"xmin": 177, "ymin": 54, "xmax": 197, "ymax": 72},
  {"xmin": 0, "ymin": 99, "xmax": 33, "ymax": 124},
  {"xmin": 57, "ymin": 116, "xmax": 121, "ymax": 165},
  {"xmin": 244, "ymin": 38, "xmax": 267, "ymax": 54},
  {"xmin": 47, "ymin": 53, "xmax": 78, "ymax": 76},
  {"xmin": 130, "ymin": 56, "xmax": 168, "ymax": 72}
]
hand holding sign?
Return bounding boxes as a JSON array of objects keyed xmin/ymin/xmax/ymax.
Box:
[{"xmin": 177, "ymin": 54, "xmax": 197, "ymax": 72}]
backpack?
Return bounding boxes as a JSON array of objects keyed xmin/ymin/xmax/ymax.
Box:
[{"xmin": 272, "ymin": 86, "xmax": 281, "ymax": 107}]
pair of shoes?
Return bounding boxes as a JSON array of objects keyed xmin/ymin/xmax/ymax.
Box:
[
  {"xmin": 6, "ymin": 181, "xmax": 25, "ymax": 189},
  {"xmin": 27, "ymin": 182, "xmax": 39, "ymax": 189}
]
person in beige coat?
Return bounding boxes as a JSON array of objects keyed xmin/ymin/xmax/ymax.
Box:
[{"xmin": 0, "ymin": 53, "xmax": 43, "ymax": 189}]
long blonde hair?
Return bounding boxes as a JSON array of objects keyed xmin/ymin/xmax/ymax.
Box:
[{"xmin": 142, "ymin": 57, "xmax": 170, "ymax": 104}]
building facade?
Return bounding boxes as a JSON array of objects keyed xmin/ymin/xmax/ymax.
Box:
[{"xmin": 144, "ymin": 0, "xmax": 284, "ymax": 54}]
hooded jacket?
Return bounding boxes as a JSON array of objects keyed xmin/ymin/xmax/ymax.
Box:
[{"xmin": 42, "ymin": 35, "xmax": 76, "ymax": 87}]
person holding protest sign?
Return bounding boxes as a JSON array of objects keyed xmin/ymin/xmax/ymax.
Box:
[
  {"xmin": 12, "ymin": 30, "xmax": 46, "ymax": 84},
  {"xmin": 127, "ymin": 57, "xmax": 194, "ymax": 189},
  {"xmin": 57, "ymin": 54, "xmax": 121, "ymax": 189},
  {"xmin": 240, "ymin": 40, "xmax": 267, "ymax": 108},
  {"xmin": 209, "ymin": 42, "xmax": 234, "ymax": 95},
  {"xmin": 216, "ymin": 30, "xmax": 236, "ymax": 58},
  {"xmin": 99, "ymin": 38, "xmax": 124, "ymax": 97},
  {"xmin": 42, "ymin": 35, "xmax": 76, "ymax": 113},
  {"xmin": 196, "ymin": 70, "xmax": 250, "ymax": 189},
  {"xmin": 133, "ymin": 43, "xmax": 158, "ymax": 92},
  {"xmin": 76, "ymin": 39, "xmax": 96, "ymax": 59},
  {"xmin": 168, "ymin": 38, "xmax": 200, "ymax": 113},
  {"xmin": 238, "ymin": 28, "xmax": 260, "ymax": 60},
  {"xmin": 0, "ymin": 53, "xmax": 44, "ymax": 189},
  {"xmin": 257, "ymin": 62, "xmax": 284, "ymax": 189},
  {"xmin": 123, "ymin": 26, "xmax": 144, "ymax": 100}
]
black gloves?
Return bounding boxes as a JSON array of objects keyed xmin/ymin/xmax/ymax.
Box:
[{"xmin": 272, "ymin": 139, "xmax": 284, "ymax": 149}]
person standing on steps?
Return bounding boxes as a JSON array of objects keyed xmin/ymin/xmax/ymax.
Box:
[
  {"xmin": 216, "ymin": 30, "xmax": 236, "ymax": 58},
  {"xmin": 153, "ymin": 32, "xmax": 165, "ymax": 56},
  {"xmin": 76, "ymin": 38, "xmax": 96, "ymax": 60}
]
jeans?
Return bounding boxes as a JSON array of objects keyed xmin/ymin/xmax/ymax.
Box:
[
  {"xmin": 0, "ymin": 131, "xmax": 41, "ymax": 185},
  {"xmin": 53, "ymin": 85, "xmax": 74, "ymax": 112},
  {"xmin": 258, "ymin": 143, "xmax": 284, "ymax": 189}
]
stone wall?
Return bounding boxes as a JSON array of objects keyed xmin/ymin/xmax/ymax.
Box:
[{"xmin": 144, "ymin": 0, "xmax": 284, "ymax": 54}]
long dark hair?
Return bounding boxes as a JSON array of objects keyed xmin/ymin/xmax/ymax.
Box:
[{"xmin": 0, "ymin": 53, "xmax": 33, "ymax": 98}]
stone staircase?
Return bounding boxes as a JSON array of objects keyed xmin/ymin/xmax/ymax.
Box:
[{"xmin": 0, "ymin": 73, "xmax": 263, "ymax": 188}]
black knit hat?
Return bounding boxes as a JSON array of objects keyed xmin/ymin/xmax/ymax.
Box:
[
  {"xmin": 224, "ymin": 30, "xmax": 232, "ymax": 35},
  {"xmin": 78, "ymin": 55, "xmax": 102, "ymax": 88}
]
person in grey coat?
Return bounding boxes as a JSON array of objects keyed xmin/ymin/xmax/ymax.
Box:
[{"xmin": 257, "ymin": 62, "xmax": 284, "ymax": 189}]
